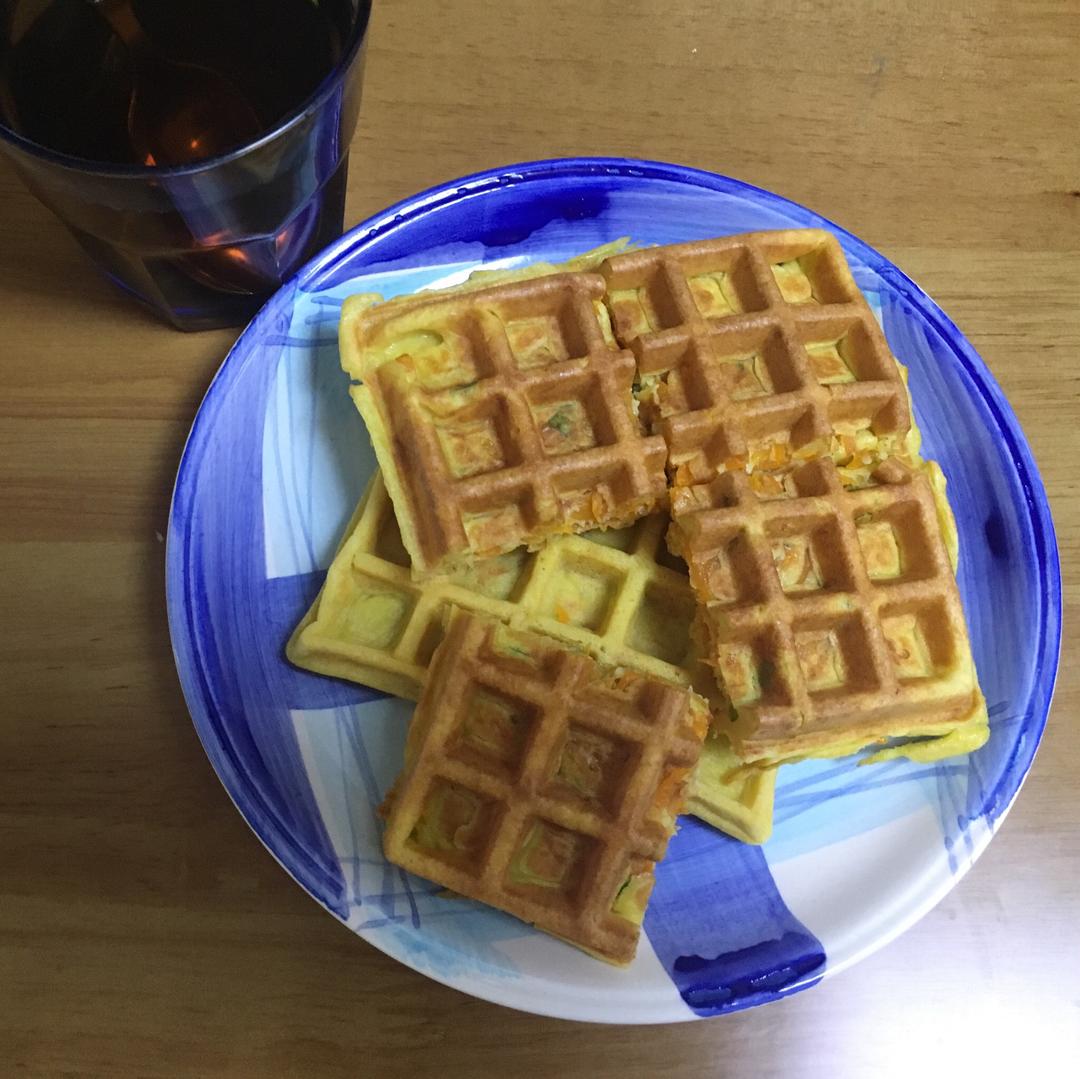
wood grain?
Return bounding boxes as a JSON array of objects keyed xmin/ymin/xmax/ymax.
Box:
[{"xmin": 1, "ymin": 1, "xmax": 1078, "ymax": 1075}]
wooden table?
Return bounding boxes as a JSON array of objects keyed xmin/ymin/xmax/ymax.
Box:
[{"xmin": 2, "ymin": 2, "xmax": 1078, "ymax": 1074}]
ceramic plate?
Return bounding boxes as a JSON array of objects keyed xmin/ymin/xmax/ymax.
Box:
[{"xmin": 166, "ymin": 158, "xmax": 1060, "ymax": 1023}]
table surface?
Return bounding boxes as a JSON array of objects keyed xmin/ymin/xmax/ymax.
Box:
[{"xmin": 2, "ymin": 2, "xmax": 1078, "ymax": 1075}]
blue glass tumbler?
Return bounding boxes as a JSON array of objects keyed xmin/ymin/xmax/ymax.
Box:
[{"xmin": 0, "ymin": 0, "xmax": 372, "ymax": 330}]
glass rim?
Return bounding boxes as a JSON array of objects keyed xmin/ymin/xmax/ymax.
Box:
[{"xmin": 0, "ymin": 0, "xmax": 372, "ymax": 179}]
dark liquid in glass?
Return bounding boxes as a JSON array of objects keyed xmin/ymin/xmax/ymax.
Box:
[
  {"xmin": 0, "ymin": 0, "xmax": 366, "ymax": 329},
  {"xmin": 1, "ymin": 0, "xmax": 352, "ymax": 165}
]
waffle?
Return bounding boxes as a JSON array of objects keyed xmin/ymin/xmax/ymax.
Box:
[
  {"xmin": 340, "ymin": 271, "xmax": 668, "ymax": 577},
  {"xmin": 288, "ymin": 471, "xmax": 777, "ymax": 843},
  {"xmin": 687, "ymin": 737, "xmax": 777, "ymax": 844},
  {"xmin": 668, "ymin": 455, "xmax": 987, "ymax": 764},
  {"xmin": 381, "ymin": 609, "xmax": 710, "ymax": 965},
  {"xmin": 599, "ymin": 229, "xmax": 919, "ymax": 490}
]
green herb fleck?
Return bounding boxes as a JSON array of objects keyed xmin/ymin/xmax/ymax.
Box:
[
  {"xmin": 727, "ymin": 701, "xmax": 739, "ymax": 723},
  {"xmin": 544, "ymin": 406, "xmax": 573, "ymax": 437}
]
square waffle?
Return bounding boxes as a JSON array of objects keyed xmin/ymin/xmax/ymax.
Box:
[
  {"xmin": 288, "ymin": 471, "xmax": 777, "ymax": 844},
  {"xmin": 668, "ymin": 455, "xmax": 987, "ymax": 764},
  {"xmin": 599, "ymin": 229, "xmax": 919, "ymax": 490},
  {"xmin": 380, "ymin": 609, "xmax": 710, "ymax": 965},
  {"xmin": 340, "ymin": 271, "xmax": 668, "ymax": 577}
]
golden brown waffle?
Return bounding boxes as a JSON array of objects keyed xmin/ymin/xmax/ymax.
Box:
[
  {"xmin": 599, "ymin": 230, "xmax": 917, "ymax": 489},
  {"xmin": 340, "ymin": 272, "xmax": 668, "ymax": 577},
  {"xmin": 668, "ymin": 456, "xmax": 986, "ymax": 764},
  {"xmin": 381, "ymin": 609, "xmax": 710, "ymax": 965},
  {"xmin": 288, "ymin": 471, "xmax": 777, "ymax": 844}
]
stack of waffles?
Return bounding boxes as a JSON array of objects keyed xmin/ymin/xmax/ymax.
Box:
[{"xmin": 288, "ymin": 230, "xmax": 987, "ymax": 964}]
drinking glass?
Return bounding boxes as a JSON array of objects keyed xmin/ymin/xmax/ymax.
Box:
[{"xmin": 0, "ymin": 0, "xmax": 373, "ymax": 330}]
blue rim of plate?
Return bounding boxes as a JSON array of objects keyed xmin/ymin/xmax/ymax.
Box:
[{"xmin": 166, "ymin": 156, "xmax": 1061, "ymax": 1018}]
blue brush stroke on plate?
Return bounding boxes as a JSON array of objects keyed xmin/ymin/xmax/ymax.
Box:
[
  {"xmin": 646, "ymin": 821, "xmax": 825, "ymax": 1015},
  {"xmin": 167, "ymin": 157, "xmax": 1060, "ymax": 1023}
]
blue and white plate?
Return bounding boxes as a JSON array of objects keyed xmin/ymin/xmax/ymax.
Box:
[{"xmin": 166, "ymin": 158, "xmax": 1061, "ymax": 1023}]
